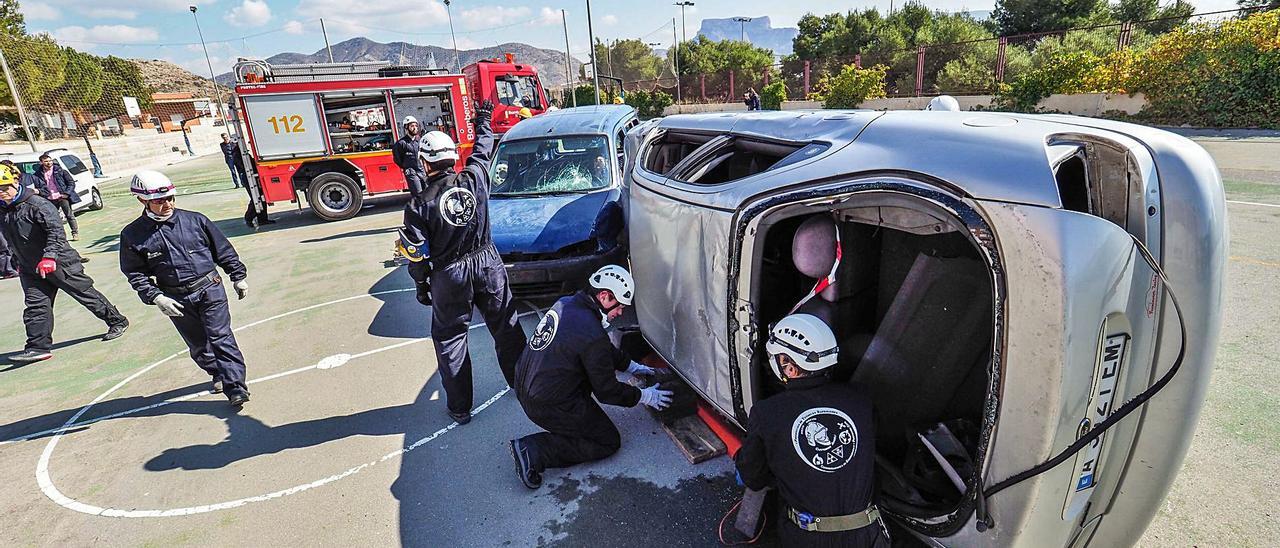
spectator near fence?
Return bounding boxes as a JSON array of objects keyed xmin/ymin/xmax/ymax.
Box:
[{"xmin": 34, "ymin": 153, "xmax": 81, "ymax": 242}]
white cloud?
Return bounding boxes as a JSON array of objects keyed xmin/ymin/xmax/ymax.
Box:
[
  {"xmin": 224, "ymin": 0, "xmax": 273, "ymax": 28},
  {"xmin": 295, "ymin": 0, "xmax": 448, "ymax": 36},
  {"xmin": 458, "ymin": 6, "xmax": 530, "ymax": 30},
  {"xmin": 20, "ymin": 3, "xmax": 59, "ymax": 21},
  {"xmin": 535, "ymin": 7, "xmax": 560, "ymax": 26},
  {"xmin": 51, "ymin": 25, "xmax": 160, "ymax": 46},
  {"xmin": 85, "ymin": 8, "xmax": 138, "ymax": 19},
  {"xmin": 283, "ymin": 20, "xmax": 306, "ymax": 35},
  {"xmin": 602, "ymin": 14, "xmax": 618, "ymax": 26}
]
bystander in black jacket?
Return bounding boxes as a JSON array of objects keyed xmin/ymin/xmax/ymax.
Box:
[
  {"xmin": 34, "ymin": 163, "xmax": 80, "ymax": 205},
  {"xmin": 0, "ymin": 190, "xmax": 79, "ymax": 267},
  {"xmin": 392, "ymin": 132, "xmax": 425, "ymax": 197}
]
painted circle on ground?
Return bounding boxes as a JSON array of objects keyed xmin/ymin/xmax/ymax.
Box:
[{"xmin": 33, "ymin": 289, "xmax": 515, "ymax": 518}]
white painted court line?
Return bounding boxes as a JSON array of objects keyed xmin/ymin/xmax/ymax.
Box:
[
  {"xmin": 19, "ymin": 288, "xmax": 534, "ymax": 518},
  {"xmin": 1227, "ymin": 199, "xmax": 1280, "ymax": 209}
]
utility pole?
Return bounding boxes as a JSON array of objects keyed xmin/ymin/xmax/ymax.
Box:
[
  {"xmin": 189, "ymin": 6, "xmax": 226, "ymax": 123},
  {"xmin": 586, "ymin": 0, "xmax": 601, "ymax": 105},
  {"xmin": 672, "ymin": 18, "xmax": 681, "ymax": 103},
  {"xmin": 562, "ymin": 9, "xmax": 576, "ymax": 107},
  {"xmin": 444, "ymin": 0, "xmax": 461, "ymax": 72},
  {"xmin": 733, "ymin": 17, "xmax": 752, "ymax": 42},
  {"xmin": 0, "ymin": 49, "xmax": 36, "ymax": 151},
  {"xmin": 675, "ymin": 2, "xmax": 694, "ymax": 45},
  {"xmin": 320, "ymin": 18, "xmax": 335, "ymax": 63}
]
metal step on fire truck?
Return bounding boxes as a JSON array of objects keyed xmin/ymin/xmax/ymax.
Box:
[{"xmin": 229, "ymin": 56, "xmax": 547, "ymax": 221}]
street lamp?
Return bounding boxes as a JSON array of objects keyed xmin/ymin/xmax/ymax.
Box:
[
  {"xmin": 189, "ymin": 6, "xmax": 224, "ymax": 124},
  {"xmin": 733, "ymin": 17, "xmax": 752, "ymax": 42},
  {"xmin": 674, "ymin": 2, "xmax": 694, "ymax": 45},
  {"xmin": 444, "ymin": 0, "xmax": 461, "ymax": 72},
  {"xmin": 586, "ymin": 0, "xmax": 601, "ymax": 105}
]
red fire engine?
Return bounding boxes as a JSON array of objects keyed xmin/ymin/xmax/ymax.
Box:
[{"xmin": 230, "ymin": 58, "xmax": 547, "ymax": 221}]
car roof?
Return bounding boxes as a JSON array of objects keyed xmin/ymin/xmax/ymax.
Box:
[
  {"xmin": 502, "ymin": 105, "xmax": 636, "ymax": 141},
  {"xmin": 646, "ymin": 109, "xmax": 1203, "ymax": 209},
  {"xmin": 0, "ymin": 148, "xmax": 75, "ymax": 162}
]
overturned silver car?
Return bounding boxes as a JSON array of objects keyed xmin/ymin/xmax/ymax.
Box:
[{"xmin": 626, "ymin": 110, "xmax": 1226, "ymax": 546}]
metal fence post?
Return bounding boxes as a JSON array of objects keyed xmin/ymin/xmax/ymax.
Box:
[
  {"xmin": 915, "ymin": 47, "xmax": 926, "ymax": 97},
  {"xmin": 854, "ymin": 54, "xmax": 862, "ymax": 69},
  {"xmin": 729, "ymin": 70, "xmax": 735, "ymax": 100},
  {"xmin": 0, "ymin": 48, "xmax": 38, "ymax": 152},
  {"xmin": 995, "ymin": 37, "xmax": 1008, "ymax": 85},
  {"xmin": 803, "ymin": 61, "xmax": 810, "ymax": 98},
  {"xmin": 700, "ymin": 74, "xmax": 706, "ymax": 102},
  {"xmin": 763, "ymin": 69, "xmax": 770, "ymax": 86}
]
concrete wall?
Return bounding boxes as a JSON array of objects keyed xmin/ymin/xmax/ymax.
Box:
[
  {"xmin": 0, "ymin": 123, "xmax": 225, "ymax": 179},
  {"xmin": 662, "ymin": 93, "xmax": 1149, "ymax": 117}
]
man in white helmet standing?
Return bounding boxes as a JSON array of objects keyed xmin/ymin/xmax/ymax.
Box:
[
  {"xmin": 118, "ymin": 171, "xmax": 252, "ymax": 406},
  {"xmin": 0, "ymin": 167, "xmax": 128, "ymax": 363},
  {"xmin": 399, "ymin": 99, "xmax": 527, "ymax": 424},
  {"xmin": 731, "ymin": 313, "xmax": 887, "ymax": 546},
  {"xmin": 392, "ymin": 115, "xmax": 426, "ymax": 197},
  {"xmin": 508, "ymin": 265, "xmax": 673, "ymax": 489}
]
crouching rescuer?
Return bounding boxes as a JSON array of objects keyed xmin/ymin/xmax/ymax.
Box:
[
  {"xmin": 509, "ymin": 265, "xmax": 674, "ymax": 489},
  {"xmin": 400, "ymin": 99, "xmax": 527, "ymax": 424},
  {"xmin": 731, "ymin": 314, "xmax": 888, "ymax": 547},
  {"xmin": 119, "ymin": 171, "xmax": 252, "ymax": 406}
]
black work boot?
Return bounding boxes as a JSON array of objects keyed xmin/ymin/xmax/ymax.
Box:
[
  {"xmin": 102, "ymin": 319, "xmax": 129, "ymax": 341},
  {"xmin": 509, "ymin": 439, "xmax": 542, "ymax": 489},
  {"xmin": 211, "ymin": 380, "xmax": 224, "ymax": 394},
  {"xmin": 226, "ymin": 388, "xmax": 250, "ymax": 406},
  {"xmin": 448, "ymin": 410, "xmax": 472, "ymax": 425},
  {"xmin": 9, "ymin": 349, "xmax": 53, "ymax": 363}
]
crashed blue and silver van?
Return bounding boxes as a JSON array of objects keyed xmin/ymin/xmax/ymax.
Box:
[{"xmin": 626, "ymin": 110, "xmax": 1226, "ymax": 546}]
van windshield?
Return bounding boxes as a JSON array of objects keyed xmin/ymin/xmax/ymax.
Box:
[{"xmin": 490, "ymin": 135, "xmax": 612, "ymax": 196}]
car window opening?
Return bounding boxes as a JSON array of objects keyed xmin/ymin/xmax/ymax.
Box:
[
  {"xmin": 678, "ymin": 139, "xmax": 805, "ymax": 185},
  {"xmin": 642, "ymin": 131, "xmax": 714, "ymax": 175},
  {"xmin": 751, "ymin": 201, "xmax": 995, "ymax": 529},
  {"xmin": 491, "ymin": 135, "xmax": 612, "ymax": 195},
  {"xmin": 1050, "ymin": 135, "xmax": 1144, "ymax": 232}
]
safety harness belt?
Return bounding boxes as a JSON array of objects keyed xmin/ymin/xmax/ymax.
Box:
[{"xmin": 787, "ymin": 505, "xmax": 881, "ymax": 533}]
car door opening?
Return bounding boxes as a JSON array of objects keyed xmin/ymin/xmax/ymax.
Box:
[{"xmin": 742, "ymin": 189, "xmax": 1000, "ymax": 532}]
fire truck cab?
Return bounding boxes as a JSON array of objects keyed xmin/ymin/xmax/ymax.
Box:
[
  {"xmin": 231, "ymin": 58, "xmax": 545, "ymax": 222},
  {"xmin": 463, "ymin": 54, "xmax": 549, "ymax": 134}
]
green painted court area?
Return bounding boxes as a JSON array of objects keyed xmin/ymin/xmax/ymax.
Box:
[{"xmin": 0, "ymin": 140, "xmax": 1277, "ymax": 546}]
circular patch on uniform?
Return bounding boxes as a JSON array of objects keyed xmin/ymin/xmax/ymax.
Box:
[
  {"xmin": 791, "ymin": 407, "xmax": 858, "ymax": 473},
  {"xmin": 529, "ymin": 310, "xmax": 559, "ymax": 351},
  {"xmin": 438, "ymin": 186, "xmax": 477, "ymax": 227}
]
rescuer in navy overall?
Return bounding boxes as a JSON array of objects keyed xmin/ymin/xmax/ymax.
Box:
[
  {"xmin": 508, "ymin": 265, "xmax": 674, "ymax": 489},
  {"xmin": 392, "ymin": 115, "xmax": 425, "ymax": 197},
  {"xmin": 399, "ymin": 99, "xmax": 527, "ymax": 424},
  {"xmin": 119, "ymin": 171, "xmax": 252, "ymax": 406},
  {"xmin": 0, "ymin": 167, "xmax": 129, "ymax": 363},
  {"xmin": 733, "ymin": 313, "xmax": 887, "ymax": 547}
]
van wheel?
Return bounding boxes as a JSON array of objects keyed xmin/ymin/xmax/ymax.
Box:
[
  {"xmin": 88, "ymin": 188, "xmax": 104, "ymax": 211},
  {"xmin": 307, "ymin": 173, "xmax": 363, "ymax": 221}
]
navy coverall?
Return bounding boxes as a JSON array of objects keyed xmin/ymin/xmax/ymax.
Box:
[
  {"xmin": 220, "ymin": 140, "xmax": 242, "ymax": 188},
  {"xmin": 391, "ymin": 131, "xmax": 425, "ymax": 197},
  {"xmin": 514, "ymin": 290, "xmax": 641, "ymax": 472},
  {"xmin": 1, "ymin": 190, "xmax": 127, "ymax": 351},
  {"xmin": 119, "ymin": 209, "xmax": 250, "ymax": 397},
  {"xmin": 736, "ymin": 376, "xmax": 885, "ymax": 547},
  {"xmin": 401, "ymin": 106, "xmax": 526, "ymax": 416}
]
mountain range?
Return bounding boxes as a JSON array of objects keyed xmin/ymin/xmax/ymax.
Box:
[
  {"xmin": 697, "ymin": 16, "xmax": 798, "ymax": 56},
  {"xmin": 215, "ymin": 37, "xmax": 583, "ymax": 87}
]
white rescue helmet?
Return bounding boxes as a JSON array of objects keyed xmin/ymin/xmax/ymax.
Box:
[
  {"xmin": 926, "ymin": 95, "xmax": 961, "ymax": 112},
  {"xmin": 417, "ymin": 131, "xmax": 459, "ymax": 164},
  {"xmin": 403, "ymin": 115, "xmax": 419, "ymax": 128},
  {"xmin": 130, "ymin": 170, "xmax": 177, "ymax": 200},
  {"xmin": 589, "ymin": 264, "xmax": 634, "ymax": 306},
  {"xmin": 766, "ymin": 313, "xmax": 839, "ymax": 381}
]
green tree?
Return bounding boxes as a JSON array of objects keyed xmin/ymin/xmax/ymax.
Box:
[
  {"xmin": 760, "ymin": 80, "xmax": 787, "ymax": 109},
  {"xmin": 992, "ymin": 0, "xmax": 1103, "ymax": 35},
  {"xmin": 1113, "ymin": 0, "xmax": 1159, "ymax": 22},
  {"xmin": 1, "ymin": 33, "xmax": 67, "ymax": 107},
  {"xmin": 676, "ymin": 36, "xmax": 775, "ymax": 98},
  {"xmin": 1238, "ymin": 0, "xmax": 1280, "ymax": 11},
  {"xmin": 0, "ymin": 0, "xmax": 25, "ymax": 39},
  {"xmin": 54, "ymin": 48, "xmax": 105, "ymax": 110},
  {"xmin": 814, "ymin": 63, "xmax": 887, "ymax": 108},
  {"xmin": 594, "ymin": 39, "xmax": 662, "ymax": 83},
  {"xmin": 95, "ymin": 55, "xmax": 153, "ymax": 114}
]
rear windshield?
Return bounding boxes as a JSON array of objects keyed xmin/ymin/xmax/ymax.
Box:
[{"xmin": 490, "ymin": 135, "xmax": 612, "ymax": 196}]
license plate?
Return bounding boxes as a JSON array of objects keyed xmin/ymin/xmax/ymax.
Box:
[{"xmin": 1063, "ymin": 333, "xmax": 1129, "ymax": 520}]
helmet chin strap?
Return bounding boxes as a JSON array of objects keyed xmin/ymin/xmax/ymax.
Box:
[{"xmin": 144, "ymin": 206, "xmax": 173, "ymax": 222}]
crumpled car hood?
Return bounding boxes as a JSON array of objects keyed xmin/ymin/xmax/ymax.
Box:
[{"xmin": 489, "ymin": 191, "xmax": 610, "ymax": 254}]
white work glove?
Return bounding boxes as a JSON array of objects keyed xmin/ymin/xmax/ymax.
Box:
[
  {"xmin": 627, "ymin": 361, "xmax": 657, "ymax": 377},
  {"xmin": 233, "ymin": 279, "xmax": 249, "ymax": 300},
  {"xmin": 154, "ymin": 295, "xmax": 185, "ymax": 317},
  {"xmin": 639, "ymin": 384, "xmax": 674, "ymax": 410}
]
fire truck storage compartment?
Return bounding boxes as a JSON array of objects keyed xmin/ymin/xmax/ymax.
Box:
[
  {"xmin": 748, "ymin": 196, "xmax": 995, "ymax": 525},
  {"xmin": 241, "ymin": 94, "xmax": 327, "ymax": 160},
  {"xmin": 322, "ymin": 91, "xmax": 392, "ymax": 154},
  {"xmin": 391, "ymin": 90, "xmax": 457, "ymax": 137}
]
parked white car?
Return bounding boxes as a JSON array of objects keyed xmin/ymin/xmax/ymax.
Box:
[{"xmin": 4, "ymin": 148, "xmax": 105, "ymax": 214}]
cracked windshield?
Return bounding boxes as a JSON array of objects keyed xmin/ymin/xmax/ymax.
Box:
[{"xmin": 490, "ymin": 135, "xmax": 612, "ymax": 195}]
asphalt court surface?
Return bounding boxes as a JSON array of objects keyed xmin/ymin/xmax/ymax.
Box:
[{"xmin": 1, "ymin": 132, "xmax": 1278, "ymax": 546}]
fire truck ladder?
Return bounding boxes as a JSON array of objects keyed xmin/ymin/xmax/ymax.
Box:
[{"xmin": 233, "ymin": 59, "xmax": 450, "ymax": 84}]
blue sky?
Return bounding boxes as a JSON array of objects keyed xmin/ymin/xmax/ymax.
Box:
[{"xmin": 19, "ymin": 0, "xmax": 1241, "ymax": 77}]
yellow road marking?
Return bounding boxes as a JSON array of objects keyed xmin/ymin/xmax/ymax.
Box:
[{"xmin": 1230, "ymin": 255, "xmax": 1280, "ymax": 268}]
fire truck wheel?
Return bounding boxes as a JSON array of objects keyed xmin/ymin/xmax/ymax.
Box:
[{"xmin": 307, "ymin": 172, "xmax": 364, "ymax": 222}]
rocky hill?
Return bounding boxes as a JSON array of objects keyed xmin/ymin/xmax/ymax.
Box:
[
  {"xmin": 215, "ymin": 37, "xmax": 583, "ymax": 87},
  {"xmin": 697, "ymin": 16, "xmax": 798, "ymax": 56},
  {"xmin": 131, "ymin": 59, "xmax": 227, "ymax": 96}
]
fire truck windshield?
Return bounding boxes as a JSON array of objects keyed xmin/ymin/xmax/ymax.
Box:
[
  {"xmin": 490, "ymin": 135, "xmax": 612, "ymax": 196},
  {"xmin": 495, "ymin": 76, "xmax": 540, "ymax": 108}
]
